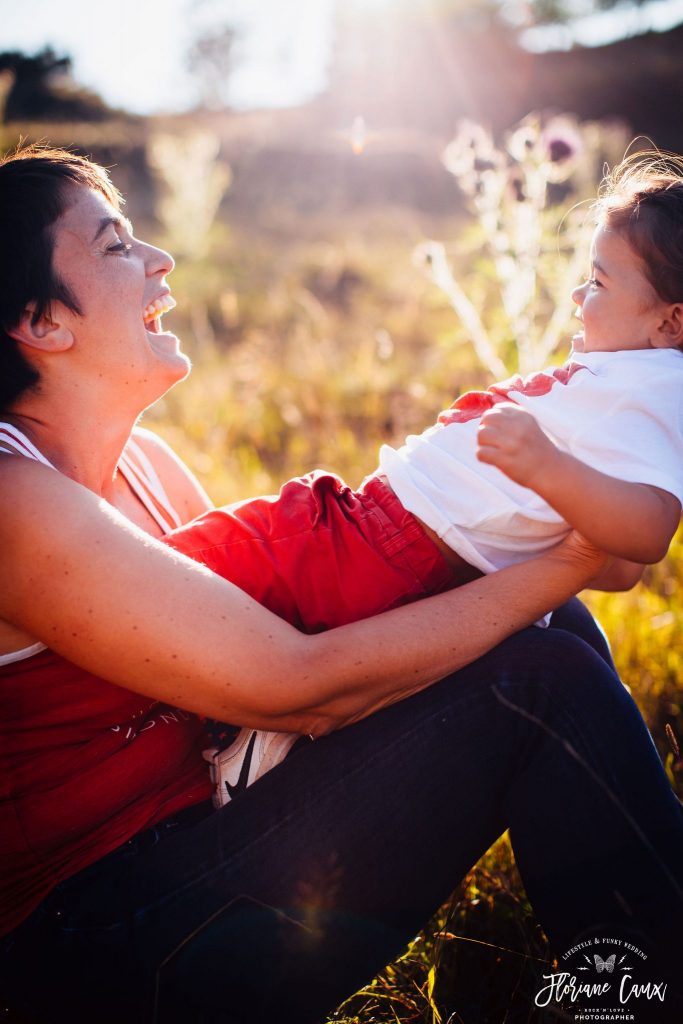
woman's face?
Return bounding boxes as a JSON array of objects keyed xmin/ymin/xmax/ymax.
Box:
[{"xmin": 49, "ymin": 183, "xmax": 189, "ymax": 405}]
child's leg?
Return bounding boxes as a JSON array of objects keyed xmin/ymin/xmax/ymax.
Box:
[{"xmin": 163, "ymin": 471, "xmax": 457, "ymax": 632}]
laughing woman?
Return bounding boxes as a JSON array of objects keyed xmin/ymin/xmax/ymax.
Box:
[{"xmin": 1, "ymin": 147, "xmax": 682, "ymax": 1024}]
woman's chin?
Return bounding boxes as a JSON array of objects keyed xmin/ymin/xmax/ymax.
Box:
[
  {"xmin": 148, "ymin": 330, "xmax": 191, "ymax": 376},
  {"xmin": 162, "ymin": 350, "xmax": 192, "ymax": 388},
  {"xmin": 137, "ymin": 337, "xmax": 192, "ymax": 409}
]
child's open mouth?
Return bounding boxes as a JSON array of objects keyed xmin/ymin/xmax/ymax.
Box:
[{"xmin": 143, "ymin": 295, "xmax": 177, "ymax": 334}]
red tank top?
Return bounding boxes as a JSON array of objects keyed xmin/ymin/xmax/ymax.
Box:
[{"xmin": 0, "ymin": 426, "xmax": 211, "ymax": 936}]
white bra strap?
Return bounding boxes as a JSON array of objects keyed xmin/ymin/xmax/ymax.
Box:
[
  {"xmin": 119, "ymin": 442, "xmax": 183, "ymax": 535},
  {"xmin": 0, "ymin": 641, "xmax": 48, "ymax": 666},
  {"xmin": 0, "ymin": 425, "xmax": 55, "ymax": 468},
  {"xmin": 126, "ymin": 439, "xmax": 182, "ymax": 525}
]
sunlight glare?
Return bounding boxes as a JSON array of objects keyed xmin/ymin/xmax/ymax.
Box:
[
  {"xmin": 350, "ymin": 116, "xmax": 368, "ymax": 155},
  {"xmin": 352, "ymin": 0, "xmax": 397, "ymax": 9}
]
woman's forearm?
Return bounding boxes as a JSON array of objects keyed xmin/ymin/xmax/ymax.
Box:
[
  {"xmin": 283, "ymin": 536, "xmax": 606, "ymax": 733},
  {"xmin": 1, "ymin": 460, "xmax": 604, "ymax": 735}
]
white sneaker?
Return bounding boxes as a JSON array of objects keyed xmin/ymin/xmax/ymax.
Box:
[{"xmin": 203, "ymin": 728, "xmax": 303, "ymax": 808}]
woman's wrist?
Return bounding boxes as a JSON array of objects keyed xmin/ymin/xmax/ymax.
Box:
[{"xmin": 543, "ymin": 531, "xmax": 609, "ymax": 586}]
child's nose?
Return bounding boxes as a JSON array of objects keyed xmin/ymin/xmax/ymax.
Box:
[{"xmin": 571, "ymin": 283, "xmax": 586, "ymax": 306}]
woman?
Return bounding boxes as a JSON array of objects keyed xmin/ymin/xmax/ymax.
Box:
[{"xmin": 0, "ymin": 147, "xmax": 681, "ymax": 1024}]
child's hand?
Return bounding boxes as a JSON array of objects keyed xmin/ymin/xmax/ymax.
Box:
[{"xmin": 476, "ymin": 402, "xmax": 558, "ymax": 489}]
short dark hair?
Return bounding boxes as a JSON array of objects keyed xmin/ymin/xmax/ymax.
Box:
[
  {"xmin": 595, "ymin": 151, "xmax": 683, "ymax": 306},
  {"xmin": 0, "ymin": 144, "xmax": 122, "ymax": 411}
]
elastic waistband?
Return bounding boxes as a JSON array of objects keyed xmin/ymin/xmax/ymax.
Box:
[
  {"xmin": 359, "ymin": 474, "xmax": 468, "ymax": 595},
  {"xmin": 360, "ymin": 474, "xmax": 427, "ymax": 550}
]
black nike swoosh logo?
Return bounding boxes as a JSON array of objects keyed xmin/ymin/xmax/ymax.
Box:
[{"xmin": 225, "ymin": 730, "xmax": 257, "ymax": 800}]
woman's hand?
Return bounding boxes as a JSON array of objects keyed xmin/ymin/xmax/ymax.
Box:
[
  {"xmin": 550, "ymin": 529, "xmax": 610, "ymax": 582},
  {"xmin": 544, "ymin": 532, "xmax": 644, "ymax": 593},
  {"xmin": 586, "ymin": 558, "xmax": 645, "ymax": 592},
  {"xmin": 544, "ymin": 528, "xmax": 647, "ymax": 593}
]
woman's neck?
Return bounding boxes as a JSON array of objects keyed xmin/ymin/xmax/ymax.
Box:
[{"xmin": 3, "ymin": 399, "xmax": 140, "ymax": 500}]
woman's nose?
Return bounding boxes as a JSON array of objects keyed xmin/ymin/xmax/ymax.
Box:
[{"xmin": 145, "ymin": 242, "xmax": 175, "ymax": 277}]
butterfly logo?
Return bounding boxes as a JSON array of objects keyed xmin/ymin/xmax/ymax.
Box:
[
  {"xmin": 594, "ymin": 954, "xmax": 616, "ymax": 974},
  {"xmin": 577, "ymin": 951, "xmax": 632, "ymax": 973}
]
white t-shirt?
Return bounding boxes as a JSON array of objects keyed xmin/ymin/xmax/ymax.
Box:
[{"xmin": 378, "ymin": 349, "xmax": 683, "ymax": 574}]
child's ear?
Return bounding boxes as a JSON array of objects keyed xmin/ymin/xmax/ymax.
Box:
[
  {"xmin": 653, "ymin": 303, "xmax": 683, "ymax": 350},
  {"xmin": 7, "ymin": 305, "xmax": 74, "ymax": 353}
]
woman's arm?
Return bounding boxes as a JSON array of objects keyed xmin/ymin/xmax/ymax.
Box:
[
  {"xmin": 0, "ymin": 459, "xmax": 605, "ymax": 737},
  {"xmin": 477, "ymin": 402, "xmax": 681, "ymax": 564}
]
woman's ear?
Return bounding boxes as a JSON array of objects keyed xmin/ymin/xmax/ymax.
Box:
[
  {"xmin": 7, "ymin": 306, "xmax": 74, "ymax": 353},
  {"xmin": 653, "ymin": 303, "xmax": 683, "ymax": 350}
]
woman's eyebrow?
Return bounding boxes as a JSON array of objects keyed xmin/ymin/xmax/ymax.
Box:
[{"xmin": 91, "ymin": 214, "xmax": 134, "ymax": 243}]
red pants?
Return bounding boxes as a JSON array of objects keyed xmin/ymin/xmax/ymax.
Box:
[{"xmin": 165, "ymin": 472, "xmax": 462, "ymax": 632}]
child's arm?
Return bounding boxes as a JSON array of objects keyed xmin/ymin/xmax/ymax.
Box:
[{"xmin": 476, "ymin": 402, "xmax": 681, "ymax": 565}]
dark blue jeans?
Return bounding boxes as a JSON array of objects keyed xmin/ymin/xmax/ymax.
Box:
[{"xmin": 2, "ymin": 601, "xmax": 682, "ymax": 1024}]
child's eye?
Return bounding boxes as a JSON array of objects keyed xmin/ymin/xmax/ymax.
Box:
[{"xmin": 589, "ymin": 277, "xmax": 602, "ymax": 288}]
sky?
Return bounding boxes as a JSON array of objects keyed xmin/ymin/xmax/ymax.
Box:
[
  {"xmin": 3, "ymin": 0, "xmax": 683, "ymax": 114},
  {"xmin": 0, "ymin": 0, "xmax": 337, "ymax": 114}
]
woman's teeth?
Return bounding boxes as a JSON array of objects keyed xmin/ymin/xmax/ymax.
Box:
[{"xmin": 143, "ymin": 295, "xmax": 176, "ymax": 332}]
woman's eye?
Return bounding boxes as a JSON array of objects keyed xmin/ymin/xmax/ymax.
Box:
[{"xmin": 108, "ymin": 241, "xmax": 133, "ymax": 255}]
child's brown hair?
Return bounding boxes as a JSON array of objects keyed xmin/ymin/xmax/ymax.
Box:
[{"xmin": 595, "ymin": 152, "xmax": 683, "ymax": 306}]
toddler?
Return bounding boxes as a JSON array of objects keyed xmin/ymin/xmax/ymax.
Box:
[{"xmin": 165, "ymin": 154, "xmax": 683, "ymax": 803}]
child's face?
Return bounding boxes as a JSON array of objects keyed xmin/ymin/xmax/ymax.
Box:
[{"xmin": 571, "ymin": 226, "xmax": 675, "ymax": 354}]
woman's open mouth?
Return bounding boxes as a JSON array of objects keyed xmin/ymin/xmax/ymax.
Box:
[{"xmin": 143, "ymin": 295, "xmax": 177, "ymax": 334}]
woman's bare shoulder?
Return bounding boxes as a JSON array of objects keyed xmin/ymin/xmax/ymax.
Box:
[
  {"xmin": 0, "ymin": 458, "xmax": 102, "ymax": 640},
  {"xmin": 129, "ymin": 426, "xmax": 213, "ymax": 522},
  {"xmin": 0, "ymin": 455, "xmax": 115, "ymax": 556},
  {"xmin": 0, "ymin": 460, "xmax": 52, "ymax": 652},
  {"xmin": 0, "ymin": 450, "xmax": 73, "ymax": 508}
]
